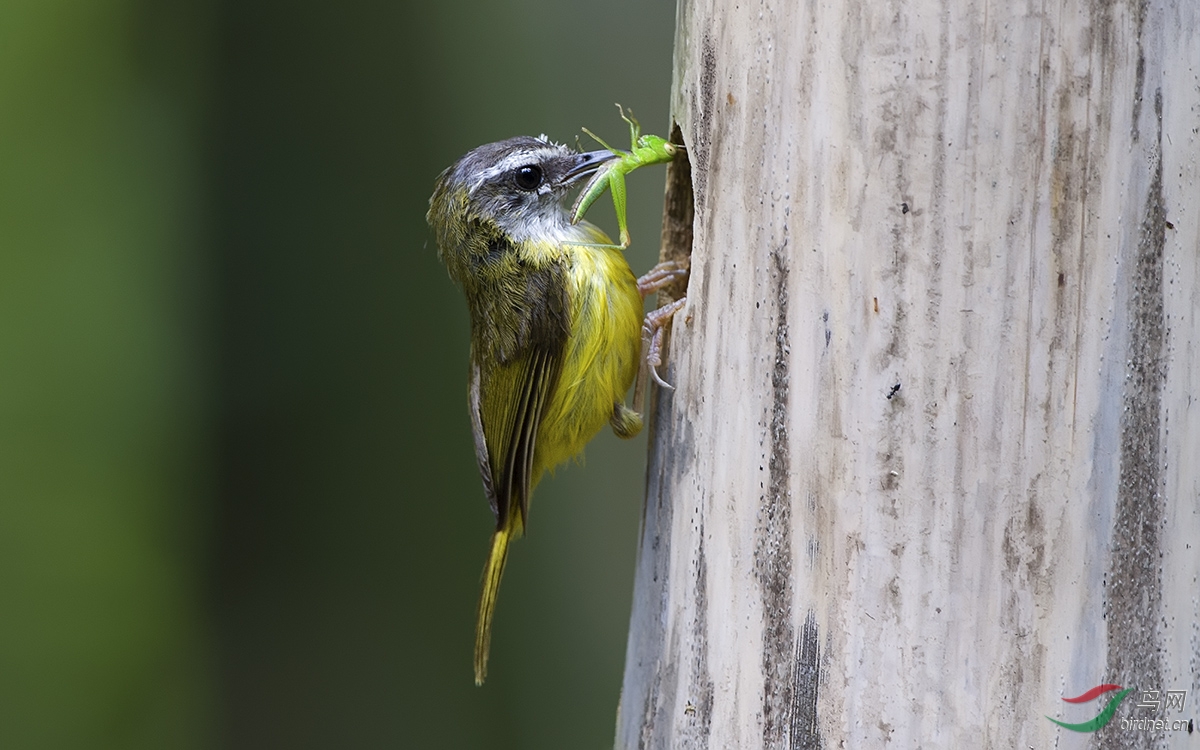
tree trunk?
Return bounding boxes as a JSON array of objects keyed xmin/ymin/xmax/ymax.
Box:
[{"xmin": 617, "ymin": 0, "xmax": 1200, "ymax": 747}]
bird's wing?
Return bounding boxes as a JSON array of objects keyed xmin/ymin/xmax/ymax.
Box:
[
  {"xmin": 467, "ymin": 354, "xmax": 495, "ymax": 505},
  {"xmin": 471, "ymin": 344, "xmax": 563, "ymax": 532}
]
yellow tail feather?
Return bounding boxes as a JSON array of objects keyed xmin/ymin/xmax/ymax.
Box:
[{"xmin": 474, "ymin": 527, "xmax": 511, "ymax": 685}]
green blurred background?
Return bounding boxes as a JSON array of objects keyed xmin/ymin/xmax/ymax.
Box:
[{"xmin": 0, "ymin": 0, "xmax": 674, "ymax": 747}]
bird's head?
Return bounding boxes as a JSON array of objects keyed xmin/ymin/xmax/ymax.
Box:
[{"xmin": 428, "ymin": 136, "xmax": 613, "ymax": 259}]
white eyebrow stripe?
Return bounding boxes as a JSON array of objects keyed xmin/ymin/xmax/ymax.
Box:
[{"xmin": 468, "ymin": 147, "xmax": 565, "ymax": 195}]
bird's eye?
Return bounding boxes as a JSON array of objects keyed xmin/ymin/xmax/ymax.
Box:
[{"xmin": 513, "ymin": 165, "xmax": 543, "ymax": 191}]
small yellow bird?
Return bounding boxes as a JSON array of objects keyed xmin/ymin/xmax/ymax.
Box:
[{"xmin": 428, "ymin": 135, "xmax": 654, "ymax": 685}]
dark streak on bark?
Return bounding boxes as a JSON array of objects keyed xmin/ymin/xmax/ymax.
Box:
[
  {"xmin": 1130, "ymin": 0, "xmax": 1147, "ymax": 142},
  {"xmin": 788, "ymin": 611, "xmax": 822, "ymax": 749},
  {"xmin": 1099, "ymin": 88, "xmax": 1166, "ymax": 750},
  {"xmin": 756, "ymin": 245, "xmax": 796, "ymax": 748},
  {"xmin": 687, "ymin": 521, "xmax": 714, "ymax": 746},
  {"xmin": 692, "ymin": 35, "xmax": 717, "ymax": 213}
]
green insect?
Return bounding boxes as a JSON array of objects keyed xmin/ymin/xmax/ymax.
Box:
[{"xmin": 570, "ymin": 104, "xmax": 680, "ymax": 248}]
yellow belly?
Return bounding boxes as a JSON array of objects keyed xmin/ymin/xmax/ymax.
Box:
[{"xmin": 532, "ymin": 242, "xmax": 642, "ymax": 478}]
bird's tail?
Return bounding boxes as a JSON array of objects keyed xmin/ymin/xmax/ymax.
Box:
[{"xmin": 475, "ymin": 524, "xmax": 513, "ymax": 685}]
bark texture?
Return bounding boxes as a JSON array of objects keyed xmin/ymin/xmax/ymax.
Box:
[{"xmin": 617, "ymin": 0, "xmax": 1200, "ymax": 747}]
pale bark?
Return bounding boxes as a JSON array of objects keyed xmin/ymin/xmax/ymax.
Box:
[{"xmin": 617, "ymin": 0, "xmax": 1200, "ymax": 747}]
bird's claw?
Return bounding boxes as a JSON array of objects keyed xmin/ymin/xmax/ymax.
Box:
[{"xmin": 642, "ymin": 297, "xmax": 688, "ymax": 389}]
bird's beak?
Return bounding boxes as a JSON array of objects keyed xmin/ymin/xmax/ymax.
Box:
[{"xmin": 564, "ymin": 149, "xmax": 617, "ymax": 184}]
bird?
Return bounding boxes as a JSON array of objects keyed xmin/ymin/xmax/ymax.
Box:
[{"xmin": 427, "ymin": 135, "xmax": 648, "ymax": 685}]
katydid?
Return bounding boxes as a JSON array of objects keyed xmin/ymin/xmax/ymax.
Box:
[{"xmin": 570, "ymin": 104, "xmax": 680, "ymax": 248}]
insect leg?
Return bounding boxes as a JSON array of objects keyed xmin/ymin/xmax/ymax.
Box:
[{"xmin": 609, "ymin": 170, "xmax": 631, "ymax": 248}]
